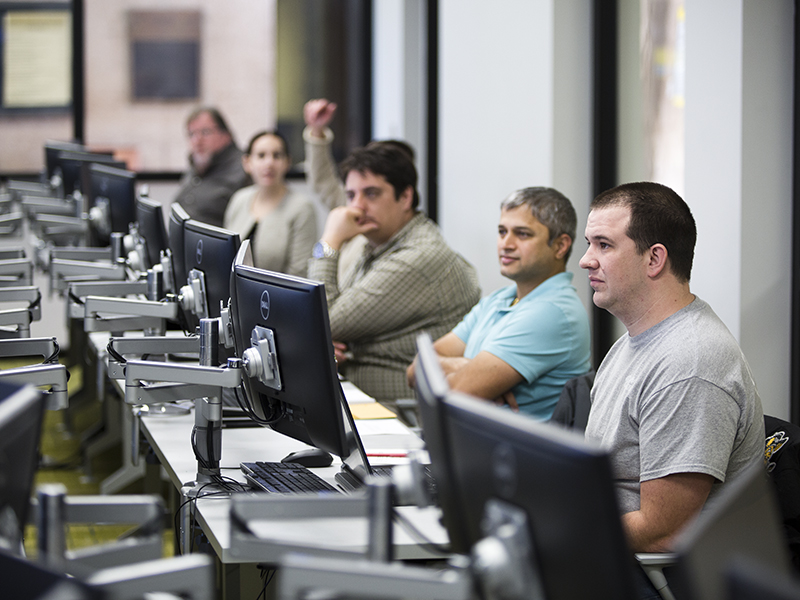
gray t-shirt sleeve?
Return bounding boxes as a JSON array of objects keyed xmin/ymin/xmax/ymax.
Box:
[{"xmin": 638, "ymin": 377, "xmax": 741, "ymax": 483}]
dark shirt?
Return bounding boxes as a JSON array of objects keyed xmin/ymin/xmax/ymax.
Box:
[{"xmin": 174, "ymin": 142, "xmax": 249, "ymax": 227}]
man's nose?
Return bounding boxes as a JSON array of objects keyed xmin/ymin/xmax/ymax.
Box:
[
  {"xmin": 578, "ymin": 248, "xmax": 593, "ymax": 269},
  {"xmin": 350, "ymin": 193, "xmax": 367, "ymax": 210}
]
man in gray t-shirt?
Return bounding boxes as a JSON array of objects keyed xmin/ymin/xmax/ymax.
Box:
[{"xmin": 579, "ymin": 182, "xmax": 764, "ymax": 554}]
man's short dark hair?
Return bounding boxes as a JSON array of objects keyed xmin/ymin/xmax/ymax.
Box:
[
  {"xmin": 500, "ymin": 187, "xmax": 578, "ymax": 262},
  {"xmin": 591, "ymin": 181, "xmax": 697, "ymax": 283},
  {"xmin": 186, "ymin": 106, "xmax": 234, "ymax": 140},
  {"xmin": 366, "ymin": 139, "xmax": 416, "ymax": 163},
  {"xmin": 340, "ymin": 144, "xmax": 419, "ymax": 209}
]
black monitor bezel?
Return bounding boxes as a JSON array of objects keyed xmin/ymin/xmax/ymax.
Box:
[
  {"xmin": 0, "ymin": 383, "xmax": 46, "ymax": 550},
  {"xmin": 440, "ymin": 392, "xmax": 638, "ymax": 600},
  {"xmin": 87, "ymin": 163, "xmax": 137, "ymax": 236},
  {"xmin": 182, "ymin": 219, "xmax": 240, "ymax": 332},
  {"xmin": 168, "ymin": 202, "xmax": 190, "ymax": 292},
  {"xmin": 413, "ymin": 332, "xmax": 471, "ymax": 553},
  {"xmin": 229, "ymin": 244, "xmax": 349, "ymax": 457},
  {"xmin": 54, "ymin": 149, "xmax": 125, "ymax": 196},
  {"xmin": 134, "ymin": 195, "xmax": 168, "ymax": 269},
  {"xmin": 43, "ymin": 139, "xmax": 86, "ymax": 180}
]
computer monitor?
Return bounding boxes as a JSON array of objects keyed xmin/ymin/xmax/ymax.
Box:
[
  {"xmin": 54, "ymin": 150, "xmax": 125, "ymax": 197},
  {"xmin": 182, "ymin": 219, "xmax": 240, "ymax": 332},
  {"xmin": 725, "ymin": 557, "xmax": 800, "ymax": 600},
  {"xmin": 438, "ymin": 391, "xmax": 638, "ymax": 600},
  {"xmin": 671, "ymin": 460, "xmax": 793, "ymax": 600},
  {"xmin": 413, "ymin": 332, "xmax": 471, "ymax": 553},
  {"xmin": 87, "ymin": 163, "xmax": 137, "ymax": 238},
  {"xmin": 0, "ymin": 383, "xmax": 46, "ymax": 553},
  {"xmin": 229, "ymin": 243, "xmax": 349, "ymax": 457},
  {"xmin": 168, "ymin": 202, "xmax": 190, "ymax": 293},
  {"xmin": 43, "ymin": 139, "xmax": 86, "ymax": 181},
  {"xmin": 134, "ymin": 195, "xmax": 169, "ymax": 269},
  {"xmin": 0, "ymin": 548, "xmax": 103, "ymax": 600}
]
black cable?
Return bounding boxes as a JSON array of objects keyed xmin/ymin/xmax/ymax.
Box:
[
  {"xmin": 30, "ymin": 290, "xmax": 42, "ymax": 310},
  {"xmin": 256, "ymin": 566, "xmax": 277, "ymax": 600},
  {"xmin": 43, "ymin": 338, "xmax": 60, "ymax": 364},
  {"xmin": 68, "ymin": 289, "xmax": 85, "ymax": 306},
  {"xmin": 106, "ymin": 340, "xmax": 127, "ymax": 364},
  {"xmin": 233, "ymin": 384, "xmax": 283, "ymax": 426},
  {"xmin": 212, "ymin": 473, "xmax": 247, "ymax": 493},
  {"xmin": 172, "ymin": 485, "xmax": 231, "ymax": 555}
]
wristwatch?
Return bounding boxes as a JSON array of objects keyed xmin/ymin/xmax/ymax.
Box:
[{"xmin": 312, "ymin": 240, "xmax": 339, "ymax": 259}]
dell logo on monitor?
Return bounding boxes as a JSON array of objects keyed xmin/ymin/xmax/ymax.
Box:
[
  {"xmin": 195, "ymin": 239, "xmax": 203, "ymax": 264},
  {"xmin": 491, "ymin": 443, "xmax": 517, "ymax": 498},
  {"xmin": 260, "ymin": 290, "xmax": 270, "ymax": 320}
]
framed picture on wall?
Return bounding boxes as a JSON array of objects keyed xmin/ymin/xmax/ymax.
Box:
[{"xmin": 129, "ymin": 10, "xmax": 200, "ymax": 101}]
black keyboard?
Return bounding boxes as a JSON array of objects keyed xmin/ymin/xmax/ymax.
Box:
[
  {"xmin": 241, "ymin": 461, "xmax": 340, "ymax": 494},
  {"xmin": 335, "ymin": 464, "xmax": 438, "ymax": 501}
]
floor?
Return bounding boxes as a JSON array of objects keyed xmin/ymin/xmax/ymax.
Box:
[{"xmin": 14, "ymin": 356, "xmax": 176, "ymax": 559}]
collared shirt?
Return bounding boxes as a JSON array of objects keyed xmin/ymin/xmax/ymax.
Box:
[
  {"xmin": 308, "ymin": 212, "xmax": 481, "ymax": 402},
  {"xmin": 452, "ymin": 273, "xmax": 591, "ymax": 420}
]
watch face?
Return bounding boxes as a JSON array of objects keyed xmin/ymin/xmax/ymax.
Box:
[{"xmin": 312, "ymin": 242, "xmax": 325, "ymax": 259}]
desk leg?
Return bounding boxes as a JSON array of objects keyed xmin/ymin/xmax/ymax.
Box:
[
  {"xmin": 218, "ymin": 561, "xmax": 271, "ymax": 600},
  {"xmin": 98, "ymin": 401, "xmax": 147, "ymax": 494}
]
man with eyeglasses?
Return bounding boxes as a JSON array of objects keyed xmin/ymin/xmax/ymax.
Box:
[{"xmin": 174, "ymin": 107, "xmax": 250, "ymax": 227}]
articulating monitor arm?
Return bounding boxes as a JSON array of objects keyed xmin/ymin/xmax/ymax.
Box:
[
  {"xmin": 0, "ymin": 258, "xmax": 34, "ymax": 287},
  {"xmin": 0, "ymin": 362, "xmax": 69, "ymax": 410}
]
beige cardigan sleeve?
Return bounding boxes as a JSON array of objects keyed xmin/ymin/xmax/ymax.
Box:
[{"xmin": 303, "ymin": 126, "xmax": 347, "ymax": 210}]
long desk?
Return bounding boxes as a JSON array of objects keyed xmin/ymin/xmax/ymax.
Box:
[
  {"xmin": 104, "ymin": 361, "xmax": 447, "ymax": 599},
  {"xmin": 86, "ymin": 325, "xmax": 451, "ymax": 598},
  {"xmin": 139, "ymin": 402, "xmax": 448, "ymax": 561}
]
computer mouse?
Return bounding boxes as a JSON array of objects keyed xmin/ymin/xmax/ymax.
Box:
[{"xmin": 281, "ymin": 448, "xmax": 334, "ymax": 468}]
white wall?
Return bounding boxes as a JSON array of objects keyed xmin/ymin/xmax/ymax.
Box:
[
  {"xmin": 372, "ymin": 0, "xmax": 428, "ymax": 211},
  {"xmin": 373, "ymin": 0, "xmax": 794, "ymax": 417},
  {"xmin": 439, "ymin": 0, "xmax": 548, "ymax": 296},
  {"xmin": 436, "ymin": 0, "xmax": 593, "ymax": 302},
  {"xmin": 686, "ymin": 0, "xmax": 794, "ymax": 418}
]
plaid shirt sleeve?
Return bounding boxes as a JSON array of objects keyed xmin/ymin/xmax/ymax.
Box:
[{"xmin": 308, "ymin": 248, "xmax": 440, "ymax": 342}]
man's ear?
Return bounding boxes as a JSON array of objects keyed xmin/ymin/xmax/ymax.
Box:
[
  {"xmin": 551, "ymin": 234, "xmax": 572, "ymax": 261},
  {"xmin": 647, "ymin": 244, "xmax": 669, "ymax": 278},
  {"xmin": 398, "ymin": 186, "xmax": 414, "ymax": 210}
]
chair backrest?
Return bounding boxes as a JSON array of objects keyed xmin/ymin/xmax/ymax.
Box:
[
  {"xmin": 549, "ymin": 370, "xmax": 594, "ymax": 432},
  {"xmin": 764, "ymin": 414, "xmax": 800, "ymax": 572}
]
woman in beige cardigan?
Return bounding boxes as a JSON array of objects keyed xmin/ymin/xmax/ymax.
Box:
[{"xmin": 224, "ymin": 130, "xmax": 317, "ymax": 277}]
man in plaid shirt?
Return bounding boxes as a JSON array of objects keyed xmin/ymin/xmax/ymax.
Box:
[{"xmin": 308, "ymin": 143, "xmax": 480, "ymax": 412}]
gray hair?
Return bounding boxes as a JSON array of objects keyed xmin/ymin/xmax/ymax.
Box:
[{"xmin": 500, "ymin": 187, "xmax": 577, "ymax": 261}]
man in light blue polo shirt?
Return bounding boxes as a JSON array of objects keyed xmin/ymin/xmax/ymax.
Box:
[{"xmin": 407, "ymin": 187, "xmax": 591, "ymax": 419}]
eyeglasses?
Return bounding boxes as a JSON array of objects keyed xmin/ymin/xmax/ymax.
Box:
[{"xmin": 188, "ymin": 127, "xmax": 222, "ymax": 139}]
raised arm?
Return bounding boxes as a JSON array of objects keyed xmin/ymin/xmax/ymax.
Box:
[{"xmin": 303, "ymin": 99, "xmax": 347, "ymax": 209}]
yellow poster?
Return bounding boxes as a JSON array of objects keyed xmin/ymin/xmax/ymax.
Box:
[{"xmin": 3, "ymin": 10, "xmax": 72, "ymax": 108}]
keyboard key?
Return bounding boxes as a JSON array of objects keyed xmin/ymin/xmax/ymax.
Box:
[{"xmin": 241, "ymin": 461, "xmax": 340, "ymax": 494}]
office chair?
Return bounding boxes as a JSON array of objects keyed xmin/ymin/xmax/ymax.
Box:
[{"xmin": 638, "ymin": 432, "xmax": 798, "ymax": 600}]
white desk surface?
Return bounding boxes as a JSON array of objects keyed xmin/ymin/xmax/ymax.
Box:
[
  {"xmin": 138, "ymin": 387, "xmax": 449, "ymax": 564},
  {"xmin": 89, "ymin": 330, "xmax": 450, "ymax": 563}
]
